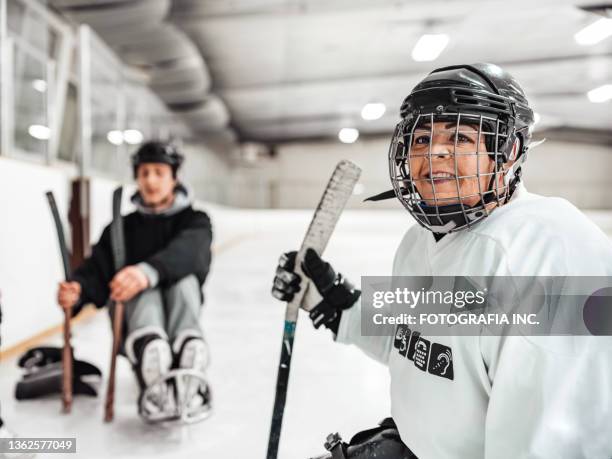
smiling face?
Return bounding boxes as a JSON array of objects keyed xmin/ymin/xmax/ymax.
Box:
[
  {"xmin": 136, "ymin": 162, "xmax": 176, "ymax": 210},
  {"xmin": 407, "ymin": 120, "xmax": 502, "ymax": 207}
]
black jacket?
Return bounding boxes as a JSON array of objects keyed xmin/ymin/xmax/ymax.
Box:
[{"xmin": 72, "ymin": 206, "xmax": 212, "ymax": 311}]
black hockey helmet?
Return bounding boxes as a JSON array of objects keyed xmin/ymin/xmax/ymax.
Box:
[
  {"xmin": 379, "ymin": 63, "xmax": 536, "ymax": 234},
  {"xmin": 399, "ymin": 62, "xmax": 535, "ymax": 161},
  {"xmin": 131, "ymin": 141, "xmax": 184, "ymax": 178}
]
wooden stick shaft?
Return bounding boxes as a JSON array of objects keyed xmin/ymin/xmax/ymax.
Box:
[
  {"xmin": 104, "ymin": 301, "xmax": 124, "ymax": 422},
  {"xmin": 62, "ymin": 310, "xmax": 73, "ymax": 413},
  {"xmin": 104, "ymin": 186, "xmax": 125, "ymax": 423},
  {"xmin": 46, "ymin": 191, "xmax": 74, "ymax": 415}
]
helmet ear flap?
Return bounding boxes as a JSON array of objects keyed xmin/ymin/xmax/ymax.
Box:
[
  {"xmin": 507, "ymin": 137, "xmax": 521, "ymax": 162},
  {"xmin": 389, "ymin": 124, "xmax": 407, "ymax": 166},
  {"xmin": 500, "ymin": 124, "xmax": 524, "ymax": 164}
]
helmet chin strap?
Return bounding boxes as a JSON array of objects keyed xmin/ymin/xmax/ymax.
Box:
[{"xmin": 414, "ymin": 202, "xmax": 484, "ymax": 234}]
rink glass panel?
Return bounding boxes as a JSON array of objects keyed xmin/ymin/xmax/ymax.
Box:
[
  {"xmin": 86, "ymin": 29, "xmax": 125, "ymax": 178},
  {"xmin": 2, "ymin": 0, "xmax": 69, "ymax": 162},
  {"xmin": 12, "ymin": 42, "xmax": 52, "ymax": 158},
  {"xmin": 83, "ymin": 28, "xmax": 189, "ymax": 181}
]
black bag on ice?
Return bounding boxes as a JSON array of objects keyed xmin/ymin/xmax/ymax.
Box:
[{"xmin": 15, "ymin": 346, "xmax": 101, "ymax": 400}]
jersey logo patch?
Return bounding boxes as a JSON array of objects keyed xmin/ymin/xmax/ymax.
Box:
[
  {"xmin": 428, "ymin": 343, "xmax": 454, "ymax": 380},
  {"xmin": 394, "ymin": 325, "xmax": 454, "ymax": 381},
  {"xmin": 413, "ymin": 338, "xmax": 430, "ymax": 371},
  {"xmin": 394, "ymin": 324, "xmax": 411, "ymax": 357},
  {"xmin": 407, "ymin": 331, "xmax": 421, "ymax": 361}
]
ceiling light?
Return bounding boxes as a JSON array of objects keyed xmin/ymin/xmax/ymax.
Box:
[
  {"xmin": 338, "ymin": 128, "xmax": 359, "ymax": 144},
  {"xmin": 107, "ymin": 130, "xmax": 124, "ymax": 146},
  {"xmin": 411, "ymin": 33, "xmax": 449, "ymax": 62},
  {"xmin": 28, "ymin": 124, "xmax": 50, "ymax": 140},
  {"xmin": 575, "ymin": 18, "xmax": 612, "ymax": 46},
  {"xmin": 361, "ymin": 102, "xmax": 386, "ymax": 121},
  {"xmin": 123, "ymin": 129, "xmax": 143, "ymax": 145},
  {"xmin": 587, "ymin": 84, "xmax": 612, "ymax": 103},
  {"xmin": 32, "ymin": 79, "xmax": 47, "ymax": 93}
]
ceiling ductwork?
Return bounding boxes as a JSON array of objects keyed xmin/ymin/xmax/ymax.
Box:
[
  {"xmin": 49, "ymin": 0, "xmax": 232, "ymax": 140},
  {"xmin": 170, "ymin": 95, "xmax": 231, "ymax": 134},
  {"xmin": 49, "ymin": 0, "xmax": 612, "ymax": 144},
  {"xmin": 149, "ymin": 55, "xmax": 212, "ymax": 105}
]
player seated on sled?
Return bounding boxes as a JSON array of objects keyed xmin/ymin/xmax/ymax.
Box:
[
  {"xmin": 273, "ymin": 63, "xmax": 612, "ymax": 459},
  {"xmin": 57, "ymin": 141, "xmax": 213, "ymax": 424}
]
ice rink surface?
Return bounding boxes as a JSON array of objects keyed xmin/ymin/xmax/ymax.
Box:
[
  {"xmin": 2, "ymin": 206, "xmax": 612, "ymax": 459},
  {"xmin": 0, "ymin": 208, "xmax": 412, "ymax": 459}
]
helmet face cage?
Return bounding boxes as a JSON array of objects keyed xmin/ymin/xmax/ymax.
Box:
[{"xmin": 389, "ymin": 111, "xmax": 515, "ymax": 234}]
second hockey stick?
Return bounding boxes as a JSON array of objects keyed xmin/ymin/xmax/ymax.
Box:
[
  {"xmin": 266, "ymin": 160, "xmax": 362, "ymax": 459},
  {"xmin": 46, "ymin": 191, "xmax": 73, "ymax": 414},
  {"xmin": 104, "ymin": 186, "xmax": 126, "ymax": 422}
]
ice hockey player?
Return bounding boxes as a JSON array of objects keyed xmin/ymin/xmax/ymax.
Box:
[
  {"xmin": 272, "ymin": 63, "xmax": 612, "ymax": 458},
  {"xmin": 57, "ymin": 141, "xmax": 213, "ymax": 423}
]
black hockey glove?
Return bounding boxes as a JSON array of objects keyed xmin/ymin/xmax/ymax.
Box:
[
  {"xmin": 271, "ymin": 248, "xmax": 360, "ymax": 335},
  {"xmin": 271, "ymin": 251, "xmax": 302, "ymax": 302},
  {"xmin": 302, "ymin": 249, "xmax": 360, "ymax": 334}
]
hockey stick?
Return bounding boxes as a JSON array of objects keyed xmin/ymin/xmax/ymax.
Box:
[
  {"xmin": 104, "ymin": 186, "xmax": 126, "ymax": 422},
  {"xmin": 46, "ymin": 191, "xmax": 73, "ymax": 414},
  {"xmin": 266, "ymin": 160, "xmax": 362, "ymax": 459}
]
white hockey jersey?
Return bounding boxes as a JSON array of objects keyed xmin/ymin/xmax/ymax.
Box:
[{"xmin": 336, "ymin": 185, "xmax": 612, "ymax": 459}]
